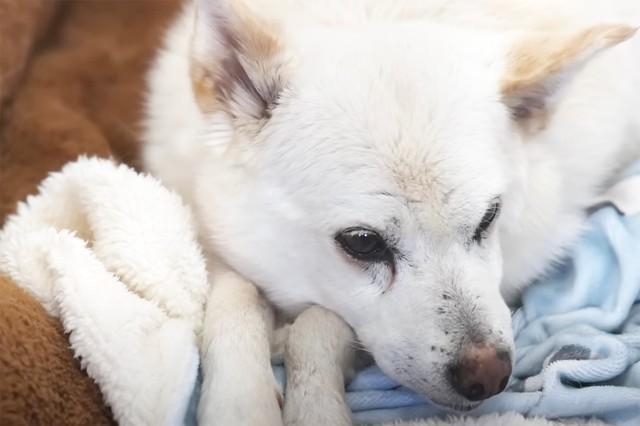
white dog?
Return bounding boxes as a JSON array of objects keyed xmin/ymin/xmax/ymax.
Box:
[{"xmin": 142, "ymin": 0, "xmax": 640, "ymax": 424}]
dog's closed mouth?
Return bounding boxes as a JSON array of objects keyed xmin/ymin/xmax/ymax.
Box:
[{"xmin": 425, "ymin": 396, "xmax": 482, "ymax": 413}]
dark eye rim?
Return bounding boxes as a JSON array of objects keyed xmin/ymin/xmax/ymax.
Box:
[
  {"xmin": 472, "ymin": 197, "xmax": 502, "ymax": 243},
  {"xmin": 335, "ymin": 227, "xmax": 392, "ymax": 263}
]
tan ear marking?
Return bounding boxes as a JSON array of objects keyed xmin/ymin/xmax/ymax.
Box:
[
  {"xmin": 228, "ymin": 0, "xmax": 282, "ymax": 60},
  {"xmin": 191, "ymin": 61, "xmax": 219, "ymax": 114},
  {"xmin": 501, "ymin": 24, "xmax": 637, "ymax": 96},
  {"xmin": 190, "ymin": 0, "xmax": 285, "ymax": 117},
  {"xmin": 500, "ymin": 24, "xmax": 636, "ymax": 134}
]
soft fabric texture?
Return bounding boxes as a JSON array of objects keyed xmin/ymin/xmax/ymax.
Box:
[
  {"xmin": 334, "ymin": 163, "xmax": 640, "ymax": 425},
  {"xmin": 0, "ymin": 1, "xmax": 181, "ymax": 422},
  {"xmin": 0, "ymin": 275, "xmax": 114, "ymax": 426},
  {"xmin": 0, "ymin": 0, "xmax": 180, "ymax": 221},
  {"xmin": 0, "ymin": 0, "xmax": 58, "ymax": 114},
  {"xmin": 0, "ymin": 157, "xmax": 208, "ymax": 426}
]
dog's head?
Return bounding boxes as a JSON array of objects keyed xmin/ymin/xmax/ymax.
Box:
[{"xmin": 187, "ymin": 0, "xmax": 635, "ymax": 409}]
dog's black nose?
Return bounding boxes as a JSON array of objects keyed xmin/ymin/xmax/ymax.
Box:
[{"xmin": 447, "ymin": 344, "xmax": 511, "ymax": 401}]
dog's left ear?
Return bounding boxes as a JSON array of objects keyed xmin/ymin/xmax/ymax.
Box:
[
  {"xmin": 501, "ymin": 24, "xmax": 637, "ymax": 132},
  {"xmin": 190, "ymin": 0, "xmax": 289, "ymax": 125}
]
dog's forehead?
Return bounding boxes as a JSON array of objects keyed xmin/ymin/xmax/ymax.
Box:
[
  {"xmin": 380, "ymin": 138, "xmax": 505, "ymax": 228},
  {"xmin": 266, "ymin": 23, "xmax": 508, "ymax": 219},
  {"xmin": 295, "ymin": 59, "xmax": 503, "ymax": 196}
]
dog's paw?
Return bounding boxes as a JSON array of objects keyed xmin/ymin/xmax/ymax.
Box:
[
  {"xmin": 198, "ymin": 363, "xmax": 283, "ymax": 426},
  {"xmin": 283, "ymin": 385, "xmax": 351, "ymax": 426}
]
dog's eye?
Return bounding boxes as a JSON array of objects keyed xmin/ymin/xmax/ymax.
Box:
[
  {"xmin": 336, "ymin": 228, "xmax": 389, "ymax": 262},
  {"xmin": 473, "ymin": 199, "xmax": 501, "ymax": 243}
]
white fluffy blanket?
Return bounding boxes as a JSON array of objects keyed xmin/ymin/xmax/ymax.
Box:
[{"xmin": 0, "ymin": 157, "xmax": 208, "ymax": 425}]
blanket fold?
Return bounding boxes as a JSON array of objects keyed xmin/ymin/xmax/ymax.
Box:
[{"xmin": 0, "ymin": 157, "xmax": 209, "ymax": 426}]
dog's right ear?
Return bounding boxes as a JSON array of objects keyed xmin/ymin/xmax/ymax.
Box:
[
  {"xmin": 501, "ymin": 25, "xmax": 637, "ymax": 133},
  {"xmin": 190, "ymin": 0, "xmax": 288, "ymax": 124}
]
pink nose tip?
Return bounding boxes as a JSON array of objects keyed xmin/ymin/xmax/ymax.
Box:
[{"xmin": 447, "ymin": 343, "xmax": 512, "ymax": 401}]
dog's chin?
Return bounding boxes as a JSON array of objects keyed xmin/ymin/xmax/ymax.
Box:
[
  {"xmin": 370, "ymin": 355, "xmax": 482, "ymax": 412},
  {"xmin": 400, "ymin": 378, "xmax": 482, "ymax": 412},
  {"xmin": 426, "ymin": 396, "xmax": 481, "ymax": 412}
]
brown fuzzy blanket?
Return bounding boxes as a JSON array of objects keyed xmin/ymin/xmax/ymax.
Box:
[{"xmin": 0, "ymin": 1, "xmax": 181, "ymax": 424}]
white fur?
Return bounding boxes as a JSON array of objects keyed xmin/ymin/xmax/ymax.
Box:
[
  {"xmin": 198, "ymin": 262, "xmax": 283, "ymax": 426},
  {"xmin": 143, "ymin": 0, "xmax": 640, "ymax": 423},
  {"xmin": 282, "ymin": 306, "xmax": 355, "ymax": 426}
]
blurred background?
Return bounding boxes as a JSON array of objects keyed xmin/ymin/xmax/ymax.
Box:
[{"xmin": 1, "ymin": 0, "xmax": 182, "ymax": 222}]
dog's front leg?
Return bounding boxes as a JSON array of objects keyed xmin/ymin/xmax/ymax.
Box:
[
  {"xmin": 198, "ymin": 265, "xmax": 282, "ymax": 426},
  {"xmin": 283, "ymin": 306, "xmax": 356, "ymax": 426}
]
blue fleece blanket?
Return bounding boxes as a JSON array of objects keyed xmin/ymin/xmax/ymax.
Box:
[{"xmin": 186, "ymin": 163, "xmax": 640, "ymax": 425}]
